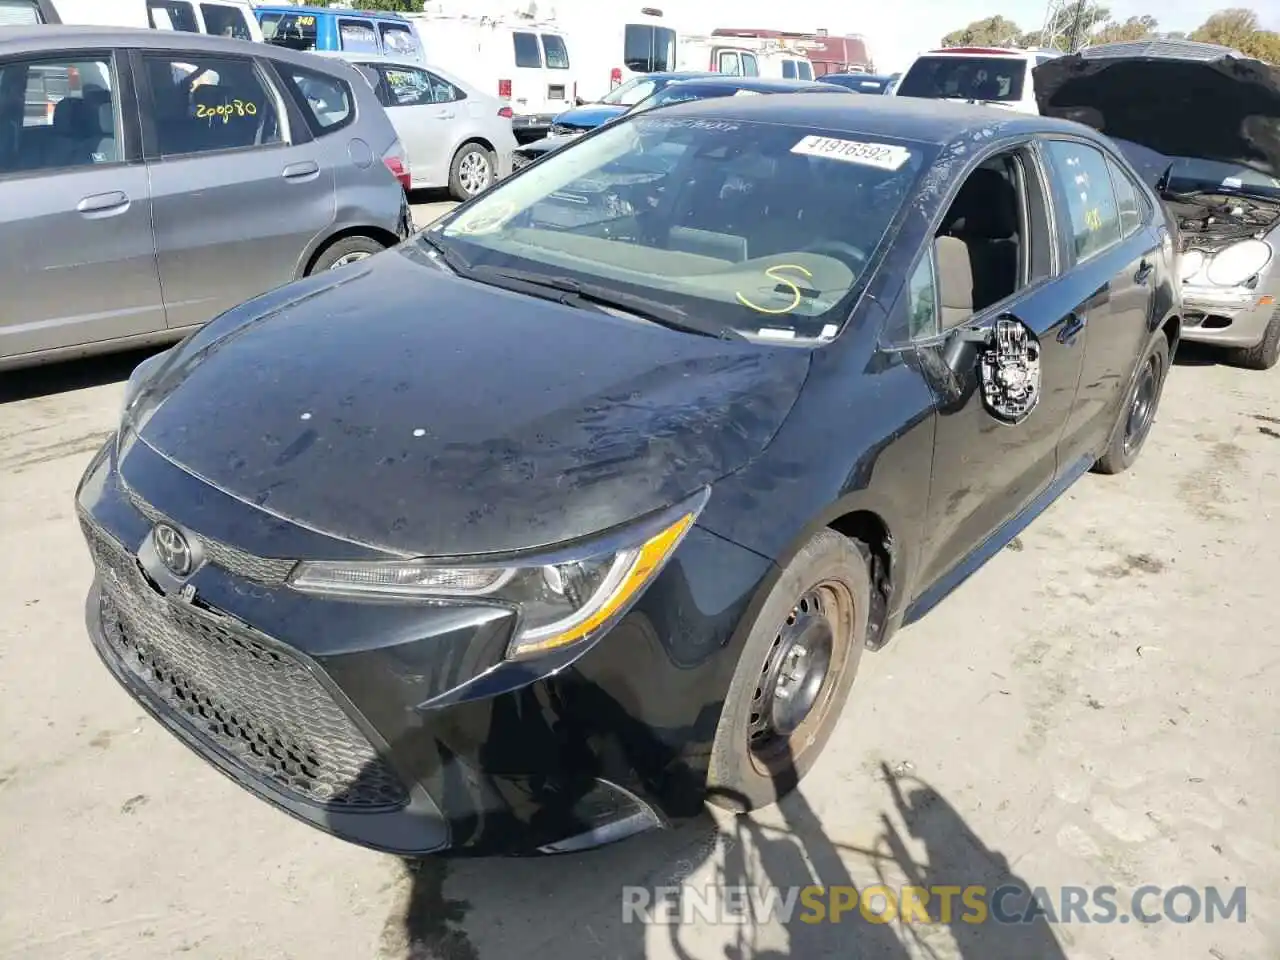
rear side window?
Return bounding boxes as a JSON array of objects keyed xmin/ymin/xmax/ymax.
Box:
[
  {"xmin": 740, "ymin": 53, "xmax": 759, "ymax": 77},
  {"xmin": 782, "ymin": 59, "xmax": 796, "ymax": 79},
  {"xmin": 148, "ymin": 0, "xmax": 198, "ymax": 32},
  {"xmin": 897, "ymin": 55, "xmax": 1026, "ymax": 102},
  {"xmin": 142, "ymin": 53, "xmax": 284, "ymax": 156},
  {"xmin": 717, "ymin": 51, "xmax": 740, "ymax": 75},
  {"xmin": 513, "ymin": 32, "xmax": 541, "ymax": 69},
  {"xmin": 798, "ymin": 60, "xmax": 813, "ymax": 81},
  {"xmin": 0, "ymin": 55, "xmax": 121, "ymax": 174},
  {"xmin": 1106, "ymin": 157, "xmax": 1145, "ymax": 237},
  {"xmin": 266, "ymin": 12, "xmax": 317, "ymax": 50},
  {"xmin": 280, "ymin": 65, "xmax": 354, "ymax": 135},
  {"xmin": 1047, "ymin": 140, "xmax": 1123, "ymax": 262},
  {"xmin": 623, "ymin": 24, "xmax": 675, "ymax": 73},
  {"xmin": 201, "ymin": 4, "xmax": 252, "ymax": 40},
  {"xmin": 380, "ymin": 23, "xmax": 420, "ymax": 58},
  {"xmin": 542, "ymin": 33, "xmax": 569, "ymax": 69},
  {"xmin": 0, "ymin": 0, "xmax": 43, "ymax": 25},
  {"xmin": 339, "ymin": 19, "xmax": 379, "ymax": 54},
  {"xmin": 378, "ymin": 66, "xmax": 461, "ymax": 106}
]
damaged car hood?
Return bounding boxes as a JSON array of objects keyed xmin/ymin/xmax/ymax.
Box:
[
  {"xmin": 128, "ymin": 245, "xmax": 810, "ymax": 557},
  {"xmin": 1032, "ymin": 41, "xmax": 1280, "ymax": 178}
]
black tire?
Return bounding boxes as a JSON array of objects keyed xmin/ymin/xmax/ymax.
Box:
[
  {"xmin": 448, "ymin": 143, "xmax": 495, "ymax": 201},
  {"xmin": 1094, "ymin": 333, "xmax": 1171, "ymax": 475},
  {"xmin": 1228, "ymin": 309, "xmax": 1280, "ymax": 371},
  {"xmin": 307, "ymin": 236, "xmax": 386, "ymax": 275},
  {"xmin": 706, "ymin": 529, "xmax": 870, "ymax": 814}
]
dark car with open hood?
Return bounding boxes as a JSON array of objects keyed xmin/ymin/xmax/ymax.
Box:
[
  {"xmin": 1034, "ymin": 38, "xmax": 1280, "ymax": 369},
  {"xmin": 78, "ymin": 93, "xmax": 1181, "ymax": 857}
]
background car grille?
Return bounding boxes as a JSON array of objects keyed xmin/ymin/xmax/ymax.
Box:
[{"xmin": 82, "ymin": 517, "xmax": 409, "ymax": 811}]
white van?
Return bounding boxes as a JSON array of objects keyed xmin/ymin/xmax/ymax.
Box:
[
  {"xmin": 7, "ymin": 0, "xmax": 263, "ymax": 41},
  {"xmin": 553, "ymin": 4, "xmax": 677, "ymax": 103},
  {"xmin": 676, "ymin": 35, "xmax": 759, "ymax": 76},
  {"xmin": 757, "ymin": 48, "xmax": 815, "ymax": 81},
  {"xmin": 407, "ymin": 14, "xmax": 575, "ymax": 142}
]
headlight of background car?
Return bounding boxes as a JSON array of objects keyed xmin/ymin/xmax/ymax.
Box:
[
  {"xmin": 288, "ymin": 490, "xmax": 709, "ymax": 660},
  {"xmin": 1182, "ymin": 239, "xmax": 1273, "ymax": 287}
]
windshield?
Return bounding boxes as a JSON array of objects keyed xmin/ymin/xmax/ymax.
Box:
[
  {"xmin": 601, "ymin": 75, "xmax": 660, "ymax": 106},
  {"xmin": 896, "ymin": 55, "xmax": 1026, "ymax": 102},
  {"xmin": 1165, "ymin": 157, "xmax": 1280, "ymax": 199},
  {"xmin": 433, "ymin": 114, "xmax": 932, "ymax": 341}
]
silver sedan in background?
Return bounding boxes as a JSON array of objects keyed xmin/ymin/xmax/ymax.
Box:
[{"xmin": 323, "ymin": 52, "xmax": 517, "ymax": 200}]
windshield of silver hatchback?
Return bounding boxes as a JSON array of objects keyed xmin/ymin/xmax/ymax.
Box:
[{"xmin": 429, "ymin": 115, "xmax": 927, "ymax": 340}]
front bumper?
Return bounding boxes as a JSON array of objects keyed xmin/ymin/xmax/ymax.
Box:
[
  {"xmin": 1180, "ymin": 284, "xmax": 1278, "ymax": 347},
  {"xmin": 76, "ymin": 436, "xmax": 770, "ymax": 855}
]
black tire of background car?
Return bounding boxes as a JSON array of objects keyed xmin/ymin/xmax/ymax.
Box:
[
  {"xmin": 448, "ymin": 143, "xmax": 495, "ymax": 202},
  {"xmin": 1228, "ymin": 308, "xmax": 1280, "ymax": 372},
  {"xmin": 705, "ymin": 529, "xmax": 870, "ymax": 814},
  {"xmin": 1093, "ymin": 333, "xmax": 1172, "ymax": 475},
  {"xmin": 307, "ymin": 236, "xmax": 387, "ymax": 275}
]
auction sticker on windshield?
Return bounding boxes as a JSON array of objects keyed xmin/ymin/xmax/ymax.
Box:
[{"xmin": 791, "ymin": 135, "xmax": 912, "ymax": 171}]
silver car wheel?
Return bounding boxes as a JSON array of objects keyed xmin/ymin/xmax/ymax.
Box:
[
  {"xmin": 458, "ymin": 151, "xmax": 492, "ymax": 196},
  {"xmin": 329, "ymin": 252, "xmax": 372, "ymax": 270}
]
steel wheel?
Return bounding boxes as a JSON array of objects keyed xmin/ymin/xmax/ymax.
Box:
[
  {"xmin": 746, "ymin": 579, "xmax": 857, "ymax": 776},
  {"xmin": 1123, "ymin": 351, "xmax": 1162, "ymax": 455}
]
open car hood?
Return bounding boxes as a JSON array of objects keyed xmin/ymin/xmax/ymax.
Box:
[{"xmin": 1032, "ymin": 41, "xmax": 1280, "ymax": 178}]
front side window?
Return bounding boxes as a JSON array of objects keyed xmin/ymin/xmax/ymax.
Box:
[
  {"xmin": 513, "ymin": 32, "xmax": 542, "ymax": 69},
  {"xmin": 798, "ymin": 61, "xmax": 814, "ymax": 81},
  {"xmin": 436, "ymin": 116, "xmax": 930, "ymax": 341},
  {"xmin": 623, "ymin": 24, "xmax": 675, "ymax": 73},
  {"xmin": 201, "ymin": 4, "xmax": 251, "ymax": 40},
  {"xmin": 896, "ymin": 55, "xmax": 1026, "ymax": 103},
  {"xmin": 265, "ymin": 12, "xmax": 317, "ymax": 50},
  {"xmin": 740, "ymin": 53, "xmax": 759, "ymax": 77},
  {"xmin": 905, "ymin": 248, "xmax": 938, "ymax": 338},
  {"xmin": 143, "ymin": 54, "xmax": 283, "ymax": 156},
  {"xmin": 782, "ymin": 59, "xmax": 797, "ymax": 79},
  {"xmin": 717, "ymin": 51, "xmax": 741, "ymax": 76},
  {"xmin": 148, "ymin": 0, "xmax": 198, "ymax": 32},
  {"xmin": 280, "ymin": 65, "xmax": 353, "ymax": 134},
  {"xmin": 379, "ymin": 66, "xmax": 460, "ymax": 107},
  {"xmin": 0, "ymin": 55, "xmax": 119, "ymax": 174},
  {"xmin": 380, "ymin": 23, "xmax": 420, "ymax": 58},
  {"xmin": 339, "ymin": 20, "xmax": 379, "ymax": 54},
  {"xmin": 1046, "ymin": 140, "xmax": 1122, "ymax": 262},
  {"xmin": 542, "ymin": 34, "xmax": 569, "ymax": 69}
]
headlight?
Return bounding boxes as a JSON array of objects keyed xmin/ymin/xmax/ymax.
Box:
[
  {"xmin": 1179, "ymin": 249, "xmax": 1205, "ymax": 281},
  {"xmin": 1204, "ymin": 239, "xmax": 1272, "ymax": 287},
  {"xmin": 288, "ymin": 490, "xmax": 709, "ymax": 660}
]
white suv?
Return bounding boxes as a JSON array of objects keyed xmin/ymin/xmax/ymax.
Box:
[{"xmin": 892, "ymin": 46, "xmax": 1061, "ymax": 114}]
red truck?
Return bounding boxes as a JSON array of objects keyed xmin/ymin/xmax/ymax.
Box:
[{"xmin": 710, "ymin": 28, "xmax": 874, "ymax": 75}]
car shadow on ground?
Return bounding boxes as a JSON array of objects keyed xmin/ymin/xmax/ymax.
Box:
[
  {"xmin": 1172, "ymin": 340, "xmax": 1235, "ymax": 368},
  {"xmin": 363, "ymin": 689, "xmax": 1069, "ymax": 960},
  {"xmin": 0, "ymin": 346, "xmax": 164, "ymax": 405}
]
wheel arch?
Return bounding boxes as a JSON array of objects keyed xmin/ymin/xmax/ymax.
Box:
[{"xmin": 299, "ymin": 226, "xmax": 400, "ymax": 278}]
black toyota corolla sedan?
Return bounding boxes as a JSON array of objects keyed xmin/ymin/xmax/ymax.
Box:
[{"xmin": 77, "ymin": 93, "xmax": 1181, "ymax": 857}]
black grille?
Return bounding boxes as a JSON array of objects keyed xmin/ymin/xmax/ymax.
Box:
[
  {"xmin": 83, "ymin": 517, "xmax": 409, "ymax": 811},
  {"xmin": 123, "ymin": 485, "xmax": 297, "ymax": 585}
]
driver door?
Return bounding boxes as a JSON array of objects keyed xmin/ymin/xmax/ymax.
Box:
[{"xmin": 907, "ymin": 142, "xmax": 1088, "ymax": 615}]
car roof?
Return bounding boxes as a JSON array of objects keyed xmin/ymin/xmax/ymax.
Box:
[
  {"xmin": 0, "ymin": 24, "xmax": 359, "ymax": 69},
  {"xmin": 661, "ymin": 76, "xmax": 849, "ymax": 93},
  {"xmin": 252, "ymin": 4, "xmax": 409, "ymax": 18},
  {"xmin": 642, "ymin": 89, "xmax": 1092, "ymax": 144},
  {"xmin": 646, "ymin": 71, "xmax": 719, "ymax": 80},
  {"xmin": 916, "ymin": 47, "xmax": 1039, "ymax": 60}
]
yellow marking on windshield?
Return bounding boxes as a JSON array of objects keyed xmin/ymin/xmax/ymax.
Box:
[
  {"xmin": 736, "ymin": 264, "xmax": 814, "ymax": 315},
  {"xmin": 1084, "ymin": 207, "xmax": 1103, "ymax": 231}
]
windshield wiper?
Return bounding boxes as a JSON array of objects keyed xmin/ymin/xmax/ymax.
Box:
[
  {"xmin": 417, "ymin": 230, "xmax": 472, "ymax": 277},
  {"xmin": 473, "ymin": 267, "xmax": 746, "ymax": 340}
]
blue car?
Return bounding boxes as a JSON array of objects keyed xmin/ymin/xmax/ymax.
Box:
[
  {"xmin": 547, "ymin": 71, "xmax": 716, "ymax": 136},
  {"xmin": 256, "ymin": 5, "xmax": 422, "ymax": 60}
]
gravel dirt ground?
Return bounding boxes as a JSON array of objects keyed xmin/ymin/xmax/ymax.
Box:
[{"xmin": 1, "ymin": 200, "xmax": 1276, "ymax": 959}]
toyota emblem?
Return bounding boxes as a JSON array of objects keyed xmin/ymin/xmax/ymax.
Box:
[{"xmin": 152, "ymin": 523, "xmax": 194, "ymax": 577}]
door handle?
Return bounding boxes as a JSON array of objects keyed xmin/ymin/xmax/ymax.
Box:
[
  {"xmin": 281, "ymin": 160, "xmax": 320, "ymax": 181},
  {"xmin": 76, "ymin": 191, "xmax": 129, "ymax": 216},
  {"xmin": 1134, "ymin": 259, "xmax": 1154, "ymax": 285},
  {"xmin": 1057, "ymin": 311, "xmax": 1086, "ymax": 344}
]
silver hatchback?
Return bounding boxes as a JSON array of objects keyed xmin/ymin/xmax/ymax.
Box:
[{"xmin": 0, "ymin": 25, "xmax": 412, "ymax": 371}]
